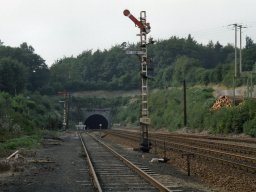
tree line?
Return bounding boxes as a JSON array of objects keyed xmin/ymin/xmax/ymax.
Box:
[
  {"xmin": 49, "ymin": 35, "xmax": 256, "ymax": 93},
  {"xmin": 1, "ymin": 35, "xmax": 256, "ymax": 95},
  {"xmin": 0, "ymin": 35, "xmax": 256, "ymax": 139}
]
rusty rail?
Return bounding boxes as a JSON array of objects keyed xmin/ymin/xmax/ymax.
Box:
[
  {"xmin": 107, "ymin": 130, "xmax": 256, "ymax": 174},
  {"xmin": 89, "ymin": 133, "xmax": 171, "ymax": 192},
  {"xmin": 78, "ymin": 132, "xmax": 102, "ymax": 192}
]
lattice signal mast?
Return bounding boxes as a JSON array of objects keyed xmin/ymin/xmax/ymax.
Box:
[
  {"xmin": 123, "ymin": 9, "xmax": 152, "ymax": 152},
  {"xmin": 58, "ymin": 91, "xmax": 70, "ymax": 130}
]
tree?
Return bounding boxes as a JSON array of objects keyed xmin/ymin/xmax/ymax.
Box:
[
  {"xmin": 172, "ymin": 56, "xmax": 200, "ymax": 83},
  {"xmin": 20, "ymin": 42, "xmax": 34, "ymax": 53},
  {"xmin": 0, "ymin": 57, "xmax": 27, "ymax": 94},
  {"xmin": 19, "ymin": 43, "xmax": 49, "ymax": 91},
  {"xmin": 0, "ymin": 42, "xmax": 50, "ymax": 92},
  {"xmin": 243, "ymin": 36, "xmax": 256, "ymax": 71},
  {"xmin": 245, "ymin": 36, "xmax": 254, "ymax": 49}
]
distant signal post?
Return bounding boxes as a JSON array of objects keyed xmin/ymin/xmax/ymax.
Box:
[
  {"xmin": 124, "ymin": 9, "xmax": 152, "ymax": 152},
  {"xmin": 58, "ymin": 91, "xmax": 70, "ymax": 130}
]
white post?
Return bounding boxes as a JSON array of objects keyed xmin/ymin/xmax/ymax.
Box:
[{"xmin": 99, "ymin": 124, "xmax": 102, "ymax": 137}]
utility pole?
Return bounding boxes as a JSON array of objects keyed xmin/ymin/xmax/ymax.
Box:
[
  {"xmin": 230, "ymin": 23, "xmax": 248, "ymax": 103},
  {"xmin": 183, "ymin": 80, "xmax": 187, "ymax": 127},
  {"xmin": 233, "ymin": 23, "xmax": 238, "ymax": 105},
  {"xmin": 230, "ymin": 23, "xmax": 243, "ymax": 104},
  {"xmin": 239, "ymin": 25, "xmax": 242, "ymax": 74},
  {"xmin": 238, "ymin": 24, "xmax": 247, "ymax": 74},
  {"xmin": 233, "ymin": 23, "xmax": 238, "ymax": 77},
  {"xmin": 124, "ymin": 9, "xmax": 153, "ymax": 152},
  {"xmin": 229, "ymin": 23, "xmax": 247, "ymax": 77}
]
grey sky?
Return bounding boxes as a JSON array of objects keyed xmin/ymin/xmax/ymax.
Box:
[{"xmin": 0, "ymin": 0, "xmax": 256, "ymax": 66}]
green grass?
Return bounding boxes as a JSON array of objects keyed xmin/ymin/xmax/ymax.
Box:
[{"xmin": 0, "ymin": 135, "xmax": 41, "ymax": 157}]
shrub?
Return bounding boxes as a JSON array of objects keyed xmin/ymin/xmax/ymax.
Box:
[{"xmin": 243, "ymin": 118, "xmax": 256, "ymax": 137}]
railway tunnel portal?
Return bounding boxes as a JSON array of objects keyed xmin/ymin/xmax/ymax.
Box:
[{"xmin": 82, "ymin": 108, "xmax": 111, "ymax": 129}]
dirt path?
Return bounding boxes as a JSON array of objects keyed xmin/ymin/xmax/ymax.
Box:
[{"xmin": 0, "ymin": 132, "xmax": 93, "ymax": 192}]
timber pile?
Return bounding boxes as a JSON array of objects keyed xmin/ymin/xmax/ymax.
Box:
[{"xmin": 211, "ymin": 96, "xmax": 233, "ymax": 111}]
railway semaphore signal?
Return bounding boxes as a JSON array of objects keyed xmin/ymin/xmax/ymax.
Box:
[{"xmin": 123, "ymin": 9, "xmax": 154, "ymax": 152}]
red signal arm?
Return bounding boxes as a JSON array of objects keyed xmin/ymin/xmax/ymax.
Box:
[{"xmin": 123, "ymin": 9, "xmax": 145, "ymax": 31}]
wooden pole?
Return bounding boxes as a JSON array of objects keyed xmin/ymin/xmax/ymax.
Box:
[{"xmin": 183, "ymin": 80, "xmax": 187, "ymax": 127}]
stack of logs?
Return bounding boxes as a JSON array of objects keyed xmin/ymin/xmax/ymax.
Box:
[
  {"xmin": 211, "ymin": 95, "xmax": 245, "ymax": 111},
  {"xmin": 211, "ymin": 96, "xmax": 233, "ymax": 111}
]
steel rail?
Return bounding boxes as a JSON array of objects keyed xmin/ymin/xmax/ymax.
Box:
[
  {"xmin": 109, "ymin": 130, "xmax": 256, "ymax": 163},
  {"xmin": 108, "ymin": 130, "xmax": 256, "ymax": 174},
  {"xmin": 165, "ymin": 132, "xmax": 256, "ymax": 144},
  {"xmin": 152, "ymin": 136, "xmax": 256, "ymax": 164},
  {"xmin": 112, "ymin": 128, "xmax": 256, "ymax": 144},
  {"xmin": 154, "ymin": 138, "xmax": 256, "ymax": 174},
  {"xmin": 78, "ymin": 132, "xmax": 102, "ymax": 192},
  {"xmin": 89, "ymin": 133, "xmax": 171, "ymax": 192},
  {"xmin": 150, "ymin": 133, "xmax": 256, "ymax": 155}
]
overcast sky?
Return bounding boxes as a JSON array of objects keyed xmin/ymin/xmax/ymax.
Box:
[{"xmin": 0, "ymin": 0, "xmax": 256, "ymax": 66}]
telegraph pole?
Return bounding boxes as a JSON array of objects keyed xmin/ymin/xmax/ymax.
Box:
[
  {"xmin": 234, "ymin": 23, "xmax": 238, "ymax": 77},
  {"xmin": 239, "ymin": 25, "xmax": 242, "ymax": 74},
  {"xmin": 230, "ymin": 23, "xmax": 247, "ymax": 104},
  {"xmin": 124, "ymin": 9, "xmax": 153, "ymax": 152},
  {"xmin": 233, "ymin": 24, "xmax": 238, "ymax": 105},
  {"xmin": 230, "ymin": 23, "xmax": 247, "ymax": 76},
  {"xmin": 183, "ymin": 80, "xmax": 187, "ymax": 127},
  {"xmin": 238, "ymin": 24, "xmax": 247, "ymax": 74}
]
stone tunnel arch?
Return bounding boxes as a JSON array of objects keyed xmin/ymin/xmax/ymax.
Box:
[{"xmin": 84, "ymin": 114, "xmax": 108, "ymax": 129}]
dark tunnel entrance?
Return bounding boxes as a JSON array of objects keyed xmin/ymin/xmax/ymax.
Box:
[{"xmin": 84, "ymin": 114, "xmax": 108, "ymax": 129}]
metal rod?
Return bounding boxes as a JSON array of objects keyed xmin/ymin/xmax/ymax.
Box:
[
  {"xmin": 182, "ymin": 153, "xmax": 194, "ymax": 176},
  {"xmin": 187, "ymin": 155, "xmax": 191, "ymax": 176},
  {"xmin": 164, "ymin": 139, "xmax": 166, "ymax": 159},
  {"xmin": 154, "ymin": 140, "xmax": 157, "ymax": 154}
]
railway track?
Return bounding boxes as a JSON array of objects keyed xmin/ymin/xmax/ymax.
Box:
[
  {"xmin": 107, "ymin": 130, "xmax": 256, "ymax": 174},
  {"xmin": 116, "ymin": 128, "xmax": 256, "ymax": 145},
  {"xmin": 151, "ymin": 133, "xmax": 256, "ymax": 156},
  {"xmin": 78, "ymin": 131, "xmax": 170, "ymax": 192},
  {"xmin": 168, "ymin": 133, "xmax": 256, "ymax": 145}
]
